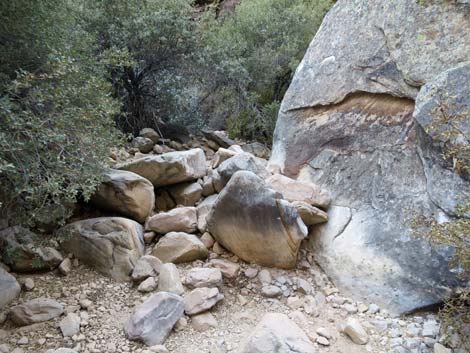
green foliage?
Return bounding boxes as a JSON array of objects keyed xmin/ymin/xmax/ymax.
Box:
[
  {"xmin": 0, "ymin": 0, "xmax": 123, "ymax": 228},
  {"xmin": 202, "ymin": 0, "xmax": 333, "ymax": 143}
]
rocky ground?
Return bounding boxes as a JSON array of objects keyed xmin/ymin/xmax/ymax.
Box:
[{"xmin": 0, "ymin": 247, "xmax": 453, "ymax": 353}]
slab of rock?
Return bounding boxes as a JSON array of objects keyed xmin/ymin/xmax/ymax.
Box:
[
  {"xmin": 202, "ymin": 130, "xmax": 236, "ymax": 148},
  {"xmin": 139, "ymin": 128, "xmax": 160, "ymax": 143},
  {"xmin": 157, "ymin": 263, "xmax": 184, "ymax": 295},
  {"xmin": 10, "ymin": 298, "xmax": 64, "ymax": 326},
  {"xmin": 197, "ymin": 195, "xmax": 218, "ymax": 233},
  {"xmin": 116, "ymin": 148, "xmax": 207, "ymax": 187},
  {"xmin": 240, "ymin": 313, "xmax": 315, "ymax": 353},
  {"xmin": 90, "ymin": 169, "xmax": 155, "ymax": 222},
  {"xmin": 207, "ymin": 171, "xmax": 307, "ymax": 269},
  {"xmin": 131, "ymin": 255, "xmax": 162, "ymax": 283},
  {"xmin": 152, "ymin": 232, "xmax": 208, "ymax": 264},
  {"xmin": 59, "ymin": 313, "xmax": 80, "ymax": 337},
  {"xmin": 292, "ymin": 201, "xmax": 328, "ymax": 225},
  {"xmin": 217, "ymin": 152, "xmax": 270, "ymax": 185},
  {"xmin": 185, "ymin": 268, "xmax": 223, "ymax": 288},
  {"xmin": 58, "ymin": 217, "xmax": 144, "ymax": 281},
  {"xmin": 146, "ymin": 207, "xmax": 197, "ymax": 234},
  {"xmin": 266, "ymin": 174, "xmax": 330, "ymax": 208},
  {"xmin": 211, "ymin": 148, "xmax": 237, "ymax": 169},
  {"xmin": 168, "ymin": 182, "xmax": 203, "ymax": 206},
  {"xmin": 184, "ymin": 287, "xmax": 223, "ymax": 315},
  {"xmin": 0, "ymin": 226, "xmax": 63, "ymax": 272},
  {"xmin": 124, "ymin": 292, "xmax": 184, "ymax": 346},
  {"xmin": 343, "ymin": 318, "xmax": 368, "ymax": 345},
  {"xmin": 0, "ymin": 267, "xmax": 21, "ymax": 309},
  {"xmin": 269, "ymin": 0, "xmax": 470, "ymax": 314},
  {"xmin": 191, "ymin": 312, "xmax": 217, "ymax": 332},
  {"xmin": 209, "ymin": 259, "xmax": 240, "ymax": 280}
]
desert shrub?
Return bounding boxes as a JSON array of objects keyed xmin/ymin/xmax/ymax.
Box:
[{"xmin": 0, "ymin": 0, "xmax": 123, "ymax": 229}]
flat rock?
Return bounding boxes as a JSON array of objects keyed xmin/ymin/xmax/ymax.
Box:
[
  {"xmin": 116, "ymin": 148, "xmax": 206, "ymax": 187},
  {"xmin": 124, "ymin": 292, "xmax": 184, "ymax": 346},
  {"xmin": 131, "ymin": 255, "xmax": 162, "ymax": 283},
  {"xmin": 157, "ymin": 263, "xmax": 184, "ymax": 295},
  {"xmin": 207, "ymin": 171, "xmax": 307, "ymax": 269},
  {"xmin": 58, "ymin": 217, "xmax": 144, "ymax": 281},
  {"xmin": 146, "ymin": 207, "xmax": 197, "ymax": 234},
  {"xmin": 0, "ymin": 267, "xmax": 20, "ymax": 309},
  {"xmin": 185, "ymin": 268, "xmax": 223, "ymax": 288},
  {"xmin": 90, "ymin": 169, "xmax": 154, "ymax": 222},
  {"xmin": 184, "ymin": 287, "xmax": 223, "ymax": 315},
  {"xmin": 10, "ymin": 298, "xmax": 64, "ymax": 326},
  {"xmin": 152, "ymin": 232, "xmax": 208, "ymax": 263},
  {"xmin": 240, "ymin": 313, "xmax": 315, "ymax": 353}
]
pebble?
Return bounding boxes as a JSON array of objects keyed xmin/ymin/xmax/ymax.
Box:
[
  {"xmin": 316, "ymin": 336, "xmax": 330, "ymax": 346},
  {"xmin": 258, "ymin": 269, "xmax": 272, "ymax": 284},
  {"xmin": 244, "ymin": 267, "xmax": 258, "ymax": 279},
  {"xmin": 260, "ymin": 285, "xmax": 282, "ymax": 298}
]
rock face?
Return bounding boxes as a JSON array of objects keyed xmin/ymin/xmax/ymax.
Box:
[
  {"xmin": 152, "ymin": 232, "xmax": 208, "ymax": 263},
  {"xmin": 116, "ymin": 148, "xmax": 206, "ymax": 187},
  {"xmin": 90, "ymin": 169, "xmax": 155, "ymax": 222},
  {"xmin": 240, "ymin": 313, "xmax": 315, "ymax": 353},
  {"xmin": 269, "ymin": 0, "xmax": 470, "ymax": 314},
  {"xmin": 0, "ymin": 267, "xmax": 21, "ymax": 309},
  {"xmin": 59, "ymin": 218, "xmax": 145, "ymax": 281},
  {"xmin": 124, "ymin": 292, "xmax": 184, "ymax": 346},
  {"xmin": 10, "ymin": 298, "xmax": 64, "ymax": 326},
  {"xmin": 207, "ymin": 171, "xmax": 307, "ymax": 269},
  {"xmin": 0, "ymin": 226, "xmax": 63, "ymax": 272}
]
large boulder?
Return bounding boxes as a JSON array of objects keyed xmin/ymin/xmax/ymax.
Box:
[
  {"xmin": 152, "ymin": 232, "xmax": 208, "ymax": 264},
  {"xmin": 0, "ymin": 267, "xmax": 21, "ymax": 309},
  {"xmin": 268, "ymin": 0, "xmax": 470, "ymax": 314},
  {"xmin": 124, "ymin": 292, "xmax": 184, "ymax": 346},
  {"xmin": 0, "ymin": 226, "xmax": 63, "ymax": 272},
  {"xmin": 240, "ymin": 313, "xmax": 315, "ymax": 353},
  {"xmin": 116, "ymin": 148, "xmax": 207, "ymax": 187},
  {"xmin": 58, "ymin": 218, "xmax": 144, "ymax": 281},
  {"xmin": 207, "ymin": 171, "xmax": 308, "ymax": 269},
  {"xmin": 10, "ymin": 298, "xmax": 64, "ymax": 326},
  {"xmin": 90, "ymin": 169, "xmax": 155, "ymax": 223}
]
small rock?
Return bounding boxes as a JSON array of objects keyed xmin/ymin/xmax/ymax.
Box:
[
  {"xmin": 316, "ymin": 327, "xmax": 334, "ymax": 339},
  {"xmin": 157, "ymin": 263, "xmax": 184, "ymax": 295},
  {"xmin": 144, "ymin": 231, "xmax": 157, "ymax": 244},
  {"xmin": 17, "ymin": 337, "xmax": 28, "ymax": 345},
  {"xmin": 434, "ymin": 343, "xmax": 452, "ymax": 353},
  {"xmin": 244, "ymin": 267, "xmax": 258, "ymax": 279},
  {"xmin": 185, "ymin": 268, "xmax": 223, "ymax": 288},
  {"xmin": 149, "ymin": 346, "xmax": 169, "ymax": 353},
  {"xmin": 343, "ymin": 318, "xmax": 368, "ymax": 345},
  {"xmin": 58, "ymin": 258, "xmax": 72, "ymax": 275},
  {"xmin": 212, "ymin": 242, "xmax": 225, "ymax": 255},
  {"xmin": 191, "ymin": 312, "xmax": 218, "ymax": 331},
  {"xmin": 316, "ymin": 336, "xmax": 330, "ymax": 346},
  {"xmin": 368, "ymin": 303, "xmax": 380, "ymax": 314},
  {"xmin": 200, "ymin": 232, "xmax": 215, "ymax": 249},
  {"xmin": 23, "ymin": 278, "xmax": 35, "ymax": 291},
  {"xmin": 423, "ymin": 320, "xmax": 440, "ymax": 338},
  {"xmin": 152, "ymin": 231, "xmax": 208, "ymax": 263},
  {"xmin": 59, "ymin": 313, "xmax": 80, "ymax": 337},
  {"xmin": 79, "ymin": 299, "xmax": 92, "ymax": 310},
  {"xmin": 184, "ymin": 287, "xmax": 224, "ymax": 315},
  {"xmin": 258, "ymin": 269, "xmax": 272, "ymax": 284},
  {"xmin": 261, "ymin": 285, "xmax": 282, "ymax": 298},
  {"xmin": 138, "ymin": 277, "xmax": 158, "ymax": 293},
  {"xmin": 132, "ymin": 255, "xmax": 162, "ymax": 283},
  {"xmin": 210, "ymin": 259, "xmax": 240, "ymax": 279}
]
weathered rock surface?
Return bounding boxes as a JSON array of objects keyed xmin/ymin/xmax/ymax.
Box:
[
  {"xmin": 0, "ymin": 267, "xmax": 21, "ymax": 309},
  {"xmin": 152, "ymin": 232, "xmax": 208, "ymax": 263},
  {"xmin": 207, "ymin": 171, "xmax": 307, "ymax": 269},
  {"xmin": 184, "ymin": 287, "xmax": 223, "ymax": 315},
  {"xmin": 168, "ymin": 182, "xmax": 203, "ymax": 206},
  {"xmin": 240, "ymin": 313, "xmax": 315, "ymax": 353},
  {"xmin": 185, "ymin": 268, "xmax": 223, "ymax": 288},
  {"xmin": 124, "ymin": 292, "xmax": 184, "ymax": 346},
  {"xmin": 196, "ymin": 194, "xmax": 218, "ymax": 233},
  {"xmin": 90, "ymin": 169, "xmax": 154, "ymax": 222},
  {"xmin": 131, "ymin": 255, "xmax": 162, "ymax": 283},
  {"xmin": 146, "ymin": 207, "xmax": 198, "ymax": 234},
  {"xmin": 59, "ymin": 218, "xmax": 144, "ymax": 281},
  {"xmin": 10, "ymin": 298, "xmax": 64, "ymax": 326},
  {"xmin": 117, "ymin": 148, "xmax": 206, "ymax": 187},
  {"xmin": 217, "ymin": 152, "xmax": 270, "ymax": 184},
  {"xmin": 0, "ymin": 226, "xmax": 63, "ymax": 272},
  {"xmin": 269, "ymin": 0, "xmax": 470, "ymax": 314}
]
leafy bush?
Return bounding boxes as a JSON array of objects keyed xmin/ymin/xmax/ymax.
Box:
[
  {"xmin": 0, "ymin": 0, "xmax": 123, "ymax": 229},
  {"xmin": 201, "ymin": 0, "xmax": 333, "ymax": 143}
]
